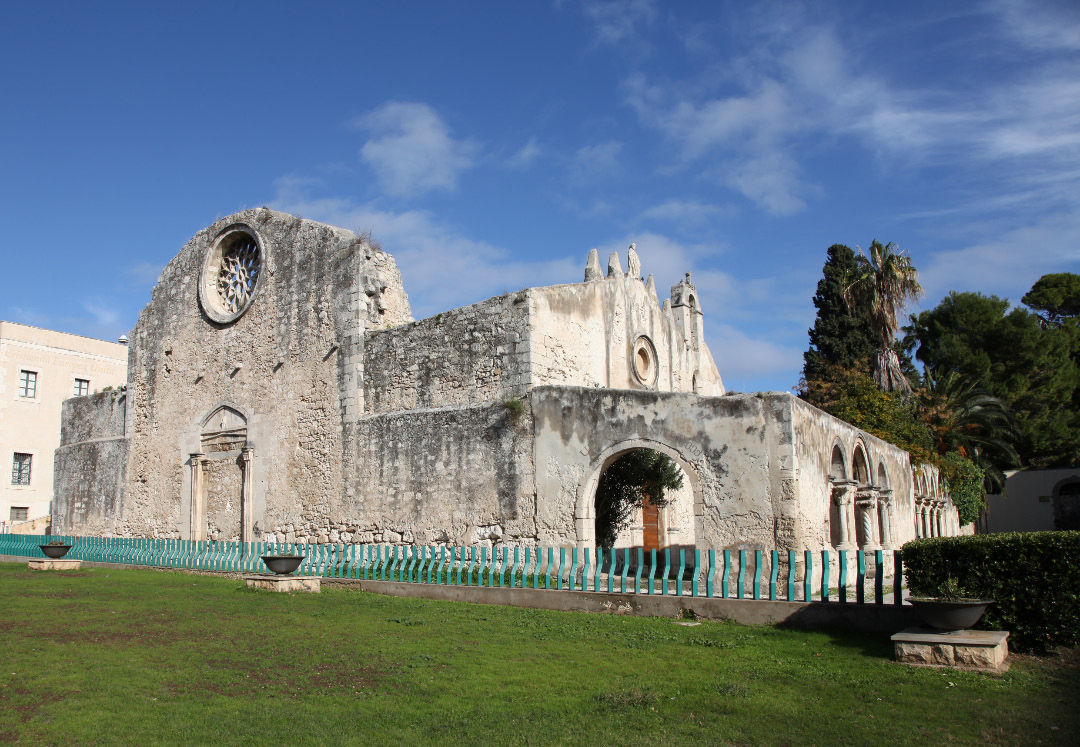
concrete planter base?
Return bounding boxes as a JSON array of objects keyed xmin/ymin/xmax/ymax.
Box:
[
  {"xmin": 892, "ymin": 628, "xmax": 1010, "ymax": 673},
  {"xmin": 28, "ymin": 559, "xmax": 82, "ymax": 571},
  {"xmin": 243, "ymin": 574, "xmax": 320, "ymax": 593}
]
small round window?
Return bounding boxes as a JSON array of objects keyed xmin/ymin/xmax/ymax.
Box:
[
  {"xmin": 198, "ymin": 225, "xmax": 264, "ymax": 324},
  {"xmin": 631, "ymin": 335, "xmax": 658, "ymax": 386}
]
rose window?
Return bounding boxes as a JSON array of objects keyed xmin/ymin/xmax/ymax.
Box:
[
  {"xmin": 217, "ymin": 238, "xmax": 261, "ymax": 314},
  {"xmin": 198, "ymin": 225, "xmax": 265, "ymax": 324}
]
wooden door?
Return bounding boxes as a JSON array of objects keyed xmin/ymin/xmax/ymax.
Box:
[{"xmin": 642, "ymin": 499, "xmax": 660, "ymax": 552}]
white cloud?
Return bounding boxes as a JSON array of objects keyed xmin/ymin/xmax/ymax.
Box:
[
  {"xmin": 992, "ymin": 0, "xmax": 1080, "ymax": 51},
  {"xmin": 357, "ymin": 101, "xmax": 478, "ymax": 198},
  {"xmin": 272, "ymin": 180, "xmax": 579, "ymax": 319},
  {"xmin": 126, "ymin": 262, "xmax": 164, "ymax": 286},
  {"xmin": 83, "ymin": 299, "xmax": 121, "ymax": 333},
  {"xmin": 580, "ymin": 0, "xmax": 657, "ymax": 46},
  {"xmin": 623, "ymin": 16, "xmax": 1080, "ymax": 217},
  {"xmin": 641, "ymin": 199, "xmax": 734, "ymax": 226},
  {"xmin": 572, "ymin": 141, "xmax": 623, "ymax": 184},
  {"xmin": 505, "ymin": 137, "xmax": 541, "ymax": 169},
  {"xmin": 705, "ymin": 323, "xmax": 804, "ymax": 393},
  {"xmin": 917, "ymin": 211, "xmax": 1080, "ymax": 305}
]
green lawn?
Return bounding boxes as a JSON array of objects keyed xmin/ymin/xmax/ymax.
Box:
[{"xmin": 0, "ymin": 563, "xmax": 1075, "ymax": 746}]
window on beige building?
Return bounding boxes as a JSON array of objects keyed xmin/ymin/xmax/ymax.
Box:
[
  {"xmin": 74, "ymin": 378, "xmax": 90, "ymax": 396},
  {"xmin": 11, "ymin": 453, "xmax": 32, "ymax": 485},
  {"xmin": 10, "ymin": 506, "xmax": 29, "ymax": 521},
  {"xmin": 18, "ymin": 370, "xmax": 37, "ymax": 398}
]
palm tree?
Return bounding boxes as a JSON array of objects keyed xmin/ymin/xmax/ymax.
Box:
[
  {"xmin": 919, "ymin": 370, "xmax": 1019, "ymax": 493},
  {"xmin": 844, "ymin": 241, "xmax": 924, "ymax": 393}
]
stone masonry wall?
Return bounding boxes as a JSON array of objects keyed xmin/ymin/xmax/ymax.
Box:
[
  {"xmin": 59, "ymin": 389, "xmax": 127, "ymax": 445},
  {"xmin": 363, "ymin": 291, "xmax": 531, "ymax": 413},
  {"xmin": 790, "ymin": 397, "xmax": 917, "ymax": 549},
  {"xmin": 53, "ymin": 390, "xmax": 129, "ymax": 535},
  {"xmin": 116, "ymin": 209, "xmax": 410, "ymax": 539},
  {"xmin": 531, "ymin": 387, "xmax": 790, "ymax": 549},
  {"xmin": 266, "ymin": 401, "xmax": 537, "ymax": 546}
]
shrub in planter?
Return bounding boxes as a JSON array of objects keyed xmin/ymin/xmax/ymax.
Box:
[{"xmin": 902, "ymin": 532, "xmax": 1080, "ymax": 652}]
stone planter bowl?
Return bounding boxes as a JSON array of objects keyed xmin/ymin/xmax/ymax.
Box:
[
  {"xmin": 40, "ymin": 544, "xmax": 72, "ymax": 559},
  {"xmin": 908, "ymin": 598, "xmax": 995, "ymax": 631},
  {"xmin": 261, "ymin": 555, "xmax": 305, "ymax": 575}
]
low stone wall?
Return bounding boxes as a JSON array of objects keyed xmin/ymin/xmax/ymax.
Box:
[
  {"xmin": 60, "ymin": 390, "xmax": 126, "ymax": 444},
  {"xmin": 52, "ymin": 437, "xmax": 127, "ymax": 535}
]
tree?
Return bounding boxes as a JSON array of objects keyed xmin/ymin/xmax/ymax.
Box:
[
  {"xmin": 1022, "ymin": 272, "xmax": 1080, "ymax": 326},
  {"xmin": 937, "ymin": 451, "xmax": 986, "ymax": 525},
  {"xmin": 802, "ymin": 362, "xmax": 933, "ymax": 462},
  {"xmin": 906, "ymin": 291, "xmax": 1080, "ymax": 468},
  {"xmin": 594, "ymin": 450, "xmax": 684, "ymax": 549},
  {"xmin": 844, "ymin": 241, "xmax": 924, "ymax": 393},
  {"xmin": 919, "ymin": 370, "xmax": 1018, "ymax": 493},
  {"xmin": 803, "ymin": 244, "xmax": 878, "ymax": 383}
]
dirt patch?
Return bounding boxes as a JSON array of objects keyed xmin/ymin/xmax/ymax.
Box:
[
  {"xmin": 162, "ymin": 654, "xmax": 400, "ymax": 699},
  {"xmin": 0, "ymin": 685, "xmax": 66, "ymax": 723}
]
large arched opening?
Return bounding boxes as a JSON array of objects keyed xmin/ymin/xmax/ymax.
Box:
[
  {"xmin": 576, "ymin": 440, "xmax": 702, "ymax": 554},
  {"xmin": 828, "ymin": 442, "xmax": 848, "ymax": 547},
  {"xmin": 851, "ymin": 442, "xmax": 871, "ymax": 547}
]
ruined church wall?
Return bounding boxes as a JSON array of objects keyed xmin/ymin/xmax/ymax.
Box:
[
  {"xmin": 59, "ymin": 389, "xmax": 127, "ymax": 445},
  {"xmin": 53, "ymin": 391, "xmax": 129, "ymax": 535},
  {"xmin": 530, "ymin": 387, "xmax": 793, "ymax": 550},
  {"xmin": 789, "ymin": 397, "xmax": 916, "ymax": 549},
  {"xmin": 527, "ymin": 280, "xmax": 713, "ymax": 394},
  {"xmin": 115, "ymin": 209, "xmax": 403, "ymax": 539},
  {"xmin": 363, "ymin": 292, "xmax": 532, "ymax": 413},
  {"xmin": 282, "ymin": 402, "xmax": 536, "ymax": 547}
]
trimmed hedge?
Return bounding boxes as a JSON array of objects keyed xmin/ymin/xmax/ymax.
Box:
[{"xmin": 902, "ymin": 532, "xmax": 1080, "ymax": 652}]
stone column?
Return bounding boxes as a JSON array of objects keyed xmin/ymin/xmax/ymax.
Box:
[
  {"xmin": 830, "ymin": 480, "xmax": 858, "ymax": 550},
  {"xmin": 241, "ymin": 447, "xmax": 254, "ymax": 543},
  {"xmin": 855, "ymin": 488, "xmax": 880, "ymax": 549},
  {"xmin": 878, "ymin": 489, "xmax": 896, "ymax": 549},
  {"xmin": 189, "ymin": 452, "xmax": 207, "ymax": 541},
  {"xmin": 936, "ymin": 502, "xmax": 947, "ymax": 538}
]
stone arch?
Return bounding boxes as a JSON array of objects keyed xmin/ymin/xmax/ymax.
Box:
[
  {"xmin": 829, "ymin": 441, "xmax": 848, "ymax": 481},
  {"xmin": 851, "ymin": 441, "xmax": 871, "ymax": 486},
  {"xmin": 575, "ymin": 438, "xmax": 704, "ymax": 550},
  {"xmin": 876, "ymin": 462, "xmax": 889, "ymax": 488},
  {"xmin": 190, "ymin": 402, "xmax": 254, "ymax": 543},
  {"xmin": 827, "ymin": 440, "xmax": 850, "ymax": 548}
]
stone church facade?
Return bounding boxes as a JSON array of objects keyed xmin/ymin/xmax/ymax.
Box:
[{"xmin": 52, "ymin": 209, "xmax": 961, "ymax": 553}]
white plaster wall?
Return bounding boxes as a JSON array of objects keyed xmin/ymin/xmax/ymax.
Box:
[{"xmin": 527, "ymin": 278, "xmax": 723, "ymax": 395}]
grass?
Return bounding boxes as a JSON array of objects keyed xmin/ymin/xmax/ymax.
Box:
[{"xmin": 0, "ymin": 563, "xmax": 1076, "ymax": 746}]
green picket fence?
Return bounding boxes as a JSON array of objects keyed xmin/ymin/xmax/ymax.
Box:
[{"xmin": 0, "ymin": 533, "xmax": 904, "ymax": 605}]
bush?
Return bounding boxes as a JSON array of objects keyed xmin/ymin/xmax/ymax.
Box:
[{"xmin": 902, "ymin": 532, "xmax": 1080, "ymax": 652}]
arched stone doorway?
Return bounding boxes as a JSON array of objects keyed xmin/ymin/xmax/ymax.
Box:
[
  {"xmin": 189, "ymin": 404, "xmax": 253, "ymax": 542},
  {"xmin": 576, "ymin": 439, "xmax": 703, "ymax": 552}
]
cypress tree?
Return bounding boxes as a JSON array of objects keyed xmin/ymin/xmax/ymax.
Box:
[{"xmin": 803, "ymin": 244, "xmax": 878, "ymax": 385}]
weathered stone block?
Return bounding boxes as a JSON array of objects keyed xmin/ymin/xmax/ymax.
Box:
[
  {"xmin": 28, "ymin": 559, "xmax": 83, "ymax": 571},
  {"xmin": 243, "ymin": 575, "xmax": 321, "ymax": 593},
  {"xmin": 892, "ymin": 628, "xmax": 1009, "ymax": 672}
]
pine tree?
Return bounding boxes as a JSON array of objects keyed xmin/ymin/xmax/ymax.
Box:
[{"xmin": 803, "ymin": 244, "xmax": 878, "ymax": 385}]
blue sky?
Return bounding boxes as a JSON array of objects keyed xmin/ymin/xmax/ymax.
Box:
[{"xmin": 2, "ymin": 0, "xmax": 1078, "ymax": 393}]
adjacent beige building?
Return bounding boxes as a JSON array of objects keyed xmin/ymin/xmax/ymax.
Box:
[{"xmin": 0, "ymin": 322, "xmax": 128, "ymax": 532}]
